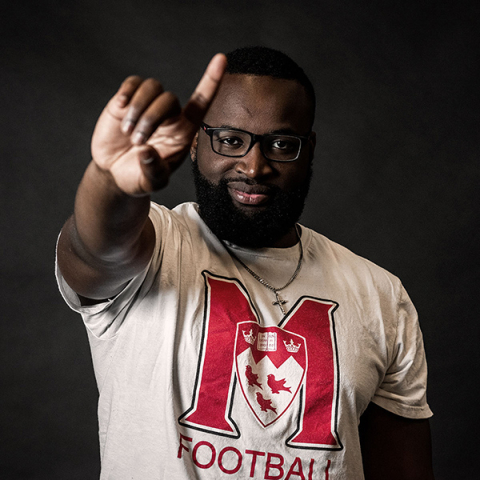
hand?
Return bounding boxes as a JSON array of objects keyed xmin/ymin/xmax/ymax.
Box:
[{"xmin": 91, "ymin": 53, "xmax": 227, "ymax": 196}]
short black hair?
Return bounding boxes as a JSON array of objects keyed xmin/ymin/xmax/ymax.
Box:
[{"xmin": 225, "ymin": 46, "xmax": 316, "ymax": 126}]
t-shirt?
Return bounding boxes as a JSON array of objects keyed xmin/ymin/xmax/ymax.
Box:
[{"xmin": 56, "ymin": 202, "xmax": 432, "ymax": 480}]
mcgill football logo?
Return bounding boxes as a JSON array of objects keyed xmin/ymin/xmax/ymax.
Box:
[{"xmin": 179, "ymin": 272, "xmax": 342, "ymax": 451}]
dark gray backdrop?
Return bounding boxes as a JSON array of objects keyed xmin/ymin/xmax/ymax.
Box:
[{"xmin": 2, "ymin": 1, "xmax": 478, "ymax": 478}]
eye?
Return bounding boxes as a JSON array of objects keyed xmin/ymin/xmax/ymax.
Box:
[
  {"xmin": 270, "ymin": 137, "xmax": 298, "ymax": 152},
  {"xmin": 213, "ymin": 131, "xmax": 247, "ymax": 151},
  {"xmin": 218, "ymin": 136, "xmax": 244, "ymax": 147}
]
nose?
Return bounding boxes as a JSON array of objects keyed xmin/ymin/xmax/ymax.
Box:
[{"xmin": 235, "ymin": 143, "xmax": 273, "ymax": 179}]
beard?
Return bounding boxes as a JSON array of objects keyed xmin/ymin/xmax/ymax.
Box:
[{"xmin": 192, "ymin": 160, "xmax": 312, "ymax": 248}]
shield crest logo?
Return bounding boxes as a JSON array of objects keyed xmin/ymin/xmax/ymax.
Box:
[{"xmin": 235, "ymin": 321, "xmax": 307, "ymax": 427}]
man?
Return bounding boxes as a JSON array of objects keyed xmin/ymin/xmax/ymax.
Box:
[{"xmin": 56, "ymin": 47, "xmax": 434, "ymax": 479}]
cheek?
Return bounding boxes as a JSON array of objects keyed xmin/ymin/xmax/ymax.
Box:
[
  {"xmin": 196, "ymin": 145, "xmax": 237, "ymax": 181},
  {"xmin": 279, "ymin": 161, "xmax": 311, "ymax": 188}
]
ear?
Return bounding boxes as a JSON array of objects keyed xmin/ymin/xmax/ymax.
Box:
[{"xmin": 190, "ymin": 132, "xmax": 199, "ymax": 162}]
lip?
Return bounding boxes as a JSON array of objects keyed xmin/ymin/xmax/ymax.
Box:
[{"xmin": 227, "ymin": 181, "xmax": 272, "ymax": 206}]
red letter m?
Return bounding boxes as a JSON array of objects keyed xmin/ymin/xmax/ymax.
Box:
[{"xmin": 179, "ymin": 272, "xmax": 342, "ymax": 450}]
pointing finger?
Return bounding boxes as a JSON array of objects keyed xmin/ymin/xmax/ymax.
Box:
[
  {"xmin": 104, "ymin": 75, "xmax": 143, "ymax": 121},
  {"xmin": 116, "ymin": 75, "xmax": 143, "ymax": 108},
  {"xmin": 131, "ymin": 91, "xmax": 181, "ymax": 145},
  {"xmin": 183, "ymin": 53, "xmax": 227, "ymax": 126},
  {"xmin": 121, "ymin": 78, "xmax": 164, "ymax": 134}
]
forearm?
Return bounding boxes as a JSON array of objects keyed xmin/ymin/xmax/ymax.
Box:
[
  {"xmin": 58, "ymin": 161, "xmax": 155, "ymax": 299},
  {"xmin": 73, "ymin": 161, "xmax": 152, "ymax": 260}
]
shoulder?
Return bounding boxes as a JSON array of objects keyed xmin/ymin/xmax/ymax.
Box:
[
  {"xmin": 148, "ymin": 201, "xmax": 219, "ymax": 262},
  {"xmin": 303, "ymin": 226, "xmax": 403, "ymax": 295},
  {"xmin": 148, "ymin": 201, "xmax": 202, "ymax": 235},
  {"xmin": 149, "ymin": 201, "xmax": 197, "ymax": 223}
]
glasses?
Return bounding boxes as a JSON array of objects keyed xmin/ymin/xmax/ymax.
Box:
[{"xmin": 201, "ymin": 123, "xmax": 310, "ymax": 162}]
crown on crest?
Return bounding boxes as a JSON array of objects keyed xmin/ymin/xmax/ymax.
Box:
[{"xmin": 283, "ymin": 339, "xmax": 301, "ymax": 353}]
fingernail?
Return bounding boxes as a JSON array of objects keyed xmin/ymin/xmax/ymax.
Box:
[
  {"xmin": 141, "ymin": 156, "xmax": 154, "ymax": 164},
  {"xmin": 132, "ymin": 132, "xmax": 146, "ymax": 145},
  {"xmin": 122, "ymin": 119, "xmax": 135, "ymax": 134}
]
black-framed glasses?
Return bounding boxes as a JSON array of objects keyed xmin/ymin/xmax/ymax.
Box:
[{"xmin": 201, "ymin": 123, "xmax": 310, "ymax": 162}]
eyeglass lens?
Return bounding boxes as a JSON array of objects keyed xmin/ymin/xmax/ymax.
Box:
[{"xmin": 211, "ymin": 129, "xmax": 301, "ymax": 161}]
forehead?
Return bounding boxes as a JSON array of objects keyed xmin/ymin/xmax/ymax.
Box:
[{"xmin": 204, "ymin": 74, "xmax": 313, "ymax": 134}]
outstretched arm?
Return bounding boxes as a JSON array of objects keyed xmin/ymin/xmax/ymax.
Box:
[
  {"xmin": 57, "ymin": 54, "xmax": 227, "ymax": 301},
  {"xmin": 360, "ymin": 403, "xmax": 435, "ymax": 480}
]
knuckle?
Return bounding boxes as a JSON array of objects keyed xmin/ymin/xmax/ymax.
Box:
[
  {"xmin": 162, "ymin": 91, "xmax": 181, "ymax": 110},
  {"xmin": 192, "ymin": 91, "xmax": 209, "ymax": 108},
  {"xmin": 162, "ymin": 90, "xmax": 176, "ymax": 100},
  {"xmin": 136, "ymin": 116, "xmax": 154, "ymax": 133},
  {"xmin": 125, "ymin": 104, "xmax": 141, "ymax": 120},
  {"xmin": 122, "ymin": 75, "xmax": 142, "ymax": 88},
  {"xmin": 125, "ymin": 74, "xmax": 142, "ymax": 83},
  {"xmin": 144, "ymin": 77, "xmax": 163, "ymax": 93}
]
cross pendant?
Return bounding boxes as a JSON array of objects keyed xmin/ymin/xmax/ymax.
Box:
[{"xmin": 272, "ymin": 292, "xmax": 287, "ymax": 315}]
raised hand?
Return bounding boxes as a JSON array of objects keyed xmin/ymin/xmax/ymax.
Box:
[{"xmin": 91, "ymin": 53, "xmax": 227, "ymax": 196}]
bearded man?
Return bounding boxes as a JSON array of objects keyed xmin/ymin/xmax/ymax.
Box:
[{"xmin": 56, "ymin": 47, "xmax": 434, "ymax": 479}]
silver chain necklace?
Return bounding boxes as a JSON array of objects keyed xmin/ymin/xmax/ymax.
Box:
[{"xmin": 221, "ymin": 226, "xmax": 303, "ymax": 316}]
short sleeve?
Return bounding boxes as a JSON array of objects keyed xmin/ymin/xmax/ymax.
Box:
[
  {"xmin": 55, "ymin": 202, "xmax": 169, "ymax": 339},
  {"xmin": 56, "ymin": 258, "xmax": 150, "ymax": 339},
  {"xmin": 372, "ymin": 285, "xmax": 433, "ymax": 419}
]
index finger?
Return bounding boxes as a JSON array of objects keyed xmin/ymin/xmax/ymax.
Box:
[{"xmin": 183, "ymin": 53, "xmax": 227, "ymax": 125}]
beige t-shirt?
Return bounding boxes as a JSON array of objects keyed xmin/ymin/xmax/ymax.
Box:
[{"xmin": 56, "ymin": 202, "xmax": 432, "ymax": 480}]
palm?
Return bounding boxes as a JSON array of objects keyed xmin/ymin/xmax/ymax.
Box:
[
  {"xmin": 90, "ymin": 54, "xmax": 226, "ymax": 196},
  {"xmin": 92, "ymin": 105, "xmax": 194, "ymax": 195}
]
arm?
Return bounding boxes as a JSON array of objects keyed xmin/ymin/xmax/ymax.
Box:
[
  {"xmin": 359, "ymin": 403, "xmax": 435, "ymax": 480},
  {"xmin": 57, "ymin": 55, "xmax": 227, "ymax": 301}
]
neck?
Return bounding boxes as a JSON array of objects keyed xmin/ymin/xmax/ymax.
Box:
[{"xmin": 220, "ymin": 224, "xmax": 304, "ymax": 316}]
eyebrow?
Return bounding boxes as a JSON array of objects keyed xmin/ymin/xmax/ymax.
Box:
[{"xmin": 218, "ymin": 124, "xmax": 302, "ymax": 136}]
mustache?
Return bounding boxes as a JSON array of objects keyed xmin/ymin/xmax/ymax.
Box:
[{"xmin": 222, "ymin": 177, "xmax": 280, "ymax": 192}]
